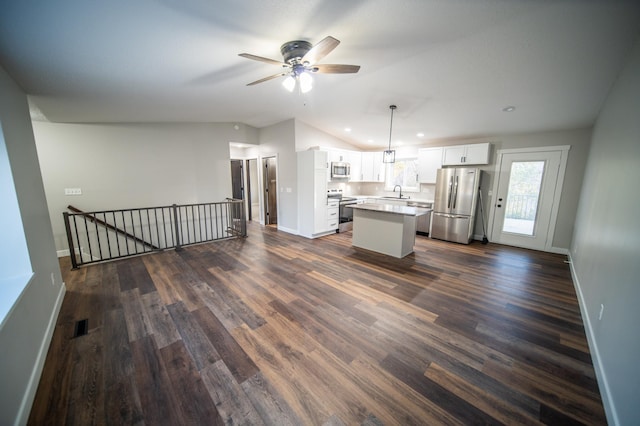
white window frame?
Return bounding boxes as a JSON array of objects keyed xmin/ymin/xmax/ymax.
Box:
[{"xmin": 384, "ymin": 157, "xmax": 420, "ymax": 192}]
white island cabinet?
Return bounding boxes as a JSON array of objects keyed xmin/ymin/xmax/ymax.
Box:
[
  {"xmin": 298, "ymin": 150, "xmax": 336, "ymax": 238},
  {"xmin": 348, "ymin": 203, "xmax": 431, "ymax": 258}
]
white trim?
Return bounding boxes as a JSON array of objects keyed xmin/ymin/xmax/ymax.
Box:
[
  {"xmin": 56, "ymin": 249, "xmax": 69, "ymax": 258},
  {"xmin": 15, "ymin": 281, "xmax": 66, "ymax": 426},
  {"xmin": 276, "ymin": 225, "xmax": 298, "ymax": 235},
  {"xmin": 548, "ymin": 246, "xmax": 568, "ymax": 255},
  {"xmin": 567, "ymin": 253, "xmax": 617, "ymax": 425},
  {"xmin": 487, "ymin": 145, "xmax": 570, "ymax": 253}
]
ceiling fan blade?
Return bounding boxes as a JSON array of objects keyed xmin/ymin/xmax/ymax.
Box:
[
  {"xmin": 238, "ymin": 53, "xmax": 286, "ymax": 67},
  {"xmin": 311, "ymin": 64, "xmax": 360, "ymax": 74},
  {"xmin": 246, "ymin": 72, "xmax": 288, "ymax": 86},
  {"xmin": 301, "ymin": 36, "xmax": 340, "ymax": 65}
]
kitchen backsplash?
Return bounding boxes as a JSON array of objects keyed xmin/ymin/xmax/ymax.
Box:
[{"xmin": 328, "ymin": 181, "xmax": 436, "ymax": 201}]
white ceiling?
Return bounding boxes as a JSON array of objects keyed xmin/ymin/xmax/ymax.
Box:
[{"xmin": 1, "ymin": 0, "xmax": 639, "ymax": 149}]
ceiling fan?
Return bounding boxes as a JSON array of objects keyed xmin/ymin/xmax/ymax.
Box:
[{"xmin": 238, "ymin": 36, "xmax": 360, "ymax": 93}]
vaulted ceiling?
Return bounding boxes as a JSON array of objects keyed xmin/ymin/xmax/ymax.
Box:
[{"xmin": 1, "ymin": 1, "xmax": 639, "ymax": 148}]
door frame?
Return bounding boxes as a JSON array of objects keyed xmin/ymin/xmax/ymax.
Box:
[{"xmin": 487, "ymin": 145, "xmax": 570, "ymax": 253}]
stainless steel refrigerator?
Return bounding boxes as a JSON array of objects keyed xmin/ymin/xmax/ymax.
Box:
[{"xmin": 431, "ymin": 168, "xmax": 481, "ymax": 244}]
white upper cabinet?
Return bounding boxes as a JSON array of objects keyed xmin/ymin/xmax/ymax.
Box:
[
  {"xmin": 346, "ymin": 150, "xmax": 363, "ymax": 182},
  {"xmin": 442, "ymin": 143, "xmax": 490, "ymax": 165},
  {"xmin": 361, "ymin": 151, "xmax": 384, "ymax": 182},
  {"xmin": 417, "ymin": 147, "xmax": 443, "ymax": 183}
]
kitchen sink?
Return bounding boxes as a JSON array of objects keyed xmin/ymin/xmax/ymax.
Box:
[{"xmin": 381, "ymin": 196, "xmax": 410, "ymax": 200}]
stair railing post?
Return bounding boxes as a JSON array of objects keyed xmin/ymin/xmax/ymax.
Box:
[
  {"xmin": 63, "ymin": 212, "xmax": 79, "ymax": 269},
  {"xmin": 172, "ymin": 204, "xmax": 182, "ymax": 251}
]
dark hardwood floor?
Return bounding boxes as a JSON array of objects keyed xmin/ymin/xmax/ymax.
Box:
[{"xmin": 28, "ymin": 221, "xmax": 606, "ymax": 425}]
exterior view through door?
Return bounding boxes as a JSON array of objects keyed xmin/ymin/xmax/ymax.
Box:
[{"xmin": 489, "ymin": 146, "xmax": 569, "ymax": 252}]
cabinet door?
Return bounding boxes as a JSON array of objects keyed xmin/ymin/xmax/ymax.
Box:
[
  {"xmin": 370, "ymin": 151, "xmax": 384, "ymax": 182},
  {"xmin": 347, "ymin": 151, "xmax": 362, "ymax": 181},
  {"xmin": 314, "ymin": 150, "xmax": 328, "ymax": 169},
  {"xmin": 464, "ymin": 143, "xmax": 490, "ymax": 164},
  {"xmin": 314, "ymin": 169, "xmax": 328, "ymax": 232},
  {"xmin": 442, "ymin": 146, "xmax": 466, "ymax": 165},
  {"xmin": 361, "ymin": 152, "xmax": 374, "ymax": 181},
  {"xmin": 417, "ymin": 147, "xmax": 442, "ymax": 183}
]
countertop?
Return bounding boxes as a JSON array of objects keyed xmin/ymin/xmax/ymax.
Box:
[
  {"xmin": 347, "ymin": 195, "xmax": 434, "ymax": 204},
  {"xmin": 347, "ymin": 203, "xmax": 432, "ymax": 217}
]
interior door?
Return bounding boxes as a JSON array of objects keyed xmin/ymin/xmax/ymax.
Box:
[
  {"xmin": 490, "ymin": 150, "xmax": 562, "ymax": 251},
  {"xmin": 262, "ymin": 157, "xmax": 277, "ymax": 225},
  {"xmin": 230, "ymin": 160, "xmax": 244, "ymax": 200}
]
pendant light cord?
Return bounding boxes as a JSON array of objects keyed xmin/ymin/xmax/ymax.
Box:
[{"xmin": 388, "ymin": 105, "xmax": 397, "ymax": 150}]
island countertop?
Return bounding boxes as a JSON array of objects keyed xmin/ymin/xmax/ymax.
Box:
[{"xmin": 347, "ymin": 202, "xmax": 431, "ymax": 217}]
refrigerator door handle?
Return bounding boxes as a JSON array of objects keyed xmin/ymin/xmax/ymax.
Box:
[
  {"xmin": 434, "ymin": 213, "xmax": 467, "ymax": 219},
  {"xmin": 452, "ymin": 175, "xmax": 459, "ymax": 209},
  {"xmin": 447, "ymin": 177, "xmax": 453, "ymax": 208}
]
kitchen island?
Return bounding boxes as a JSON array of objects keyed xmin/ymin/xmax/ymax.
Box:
[{"xmin": 347, "ymin": 203, "xmax": 432, "ymax": 258}]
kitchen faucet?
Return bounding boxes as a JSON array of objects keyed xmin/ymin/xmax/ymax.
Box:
[{"xmin": 393, "ymin": 185, "xmax": 403, "ymax": 198}]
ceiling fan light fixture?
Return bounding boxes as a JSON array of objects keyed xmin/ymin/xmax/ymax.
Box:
[
  {"xmin": 282, "ymin": 75, "xmax": 296, "ymax": 92},
  {"xmin": 299, "ymin": 72, "xmax": 313, "ymax": 93},
  {"xmin": 382, "ymin": 105, "xmax": 397, "ymax": 164}
]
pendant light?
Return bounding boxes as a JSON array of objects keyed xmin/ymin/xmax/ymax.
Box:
[{"xmin": 383, "ymin": 105, "xmax": 397, "ymax": 163}]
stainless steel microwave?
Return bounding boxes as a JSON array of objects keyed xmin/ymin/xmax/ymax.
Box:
[{"xmin": 331, "ymin": 162, "xmax": 351, "ymax": 179}]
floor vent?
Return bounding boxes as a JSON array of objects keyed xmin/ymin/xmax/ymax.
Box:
[{"xmin": 73, "ymin": 319, "xmax": 88, "ymax": 338}]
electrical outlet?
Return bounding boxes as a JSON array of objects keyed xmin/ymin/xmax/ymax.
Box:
[
  {"xmin": 64, "ymin": 188, "xmax": 82, "ymax": 195},
  {"xmin": 598, "ymin": 304, "xmax": 604, "ymax": 321}
]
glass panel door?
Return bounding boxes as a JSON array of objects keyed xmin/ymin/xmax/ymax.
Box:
[
  {"xmin": 490, "ymin": 150, "xmax": 562, "ymax": 251},
  {"xmin": 502, "ymin": 161, "xmax": 545, "ymax": 236}
]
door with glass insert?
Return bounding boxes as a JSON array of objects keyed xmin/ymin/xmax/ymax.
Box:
[{"xmin": 490, "ymin": 150, "xmax": 561, "ymax": 251}]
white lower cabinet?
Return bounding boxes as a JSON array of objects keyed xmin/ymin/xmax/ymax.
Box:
[{"xmin": 327, "ymin": 199, "xmax": 339, "ymax": 230}]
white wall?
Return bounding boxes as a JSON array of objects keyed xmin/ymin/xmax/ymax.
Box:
[
  {"xmin": 570, "ymin": 38, "xmax": 640, "ymax": 426},
  {"xmin": 0, "ymin": 66, "xmax": 65, "ymax": 426},
  {"xmin": 258, "ymin": 119, "xmax": 297, "ymax": 233},
  {"xmin": 33, "ymin": 122, "xmax": 257, "ymax": 252},
  {"xmin": 294, "ymin": 120, "xmax": 360, "ymax": 151}
]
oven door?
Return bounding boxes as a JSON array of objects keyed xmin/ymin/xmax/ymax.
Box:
[{"xmin": 339, "ymin": 201, "xmax": 357, "ymax": 223}]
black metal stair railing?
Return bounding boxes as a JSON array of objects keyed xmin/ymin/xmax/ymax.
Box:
[{"xmin": 63, "ymin": 199, "xmax": 246, "ymax": 269}]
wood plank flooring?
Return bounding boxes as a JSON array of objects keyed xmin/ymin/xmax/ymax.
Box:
[{"xmin": 28, "ymin": 221, "xmax": 606, "ymax": 425}]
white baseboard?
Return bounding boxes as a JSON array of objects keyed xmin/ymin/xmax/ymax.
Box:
[
  {"xmin": 15, "ymin": 281, "xmax": 66, "ymax": 426},
  {"xmin": 567, "ymin": 253, "xmax": 617, "ymax": 425},
  {"xmin": 56, "ymin": 249, "xmax": 69, "ymax": 258},
  {"xmin": 471, "ymin": 234, "xmax": 569, "ymax": 255},
  {"xmin": 276, "ymin": 225, "xmax": 298, "ymax": 235}
]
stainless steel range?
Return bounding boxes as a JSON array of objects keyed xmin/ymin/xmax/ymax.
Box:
[
  {"xmin": 339, "ymin": 196, "xmax": 357, "ymax": 232},
  {"xmin": 327, "ymin": 189, "xmax": 358, "ymax": 232}
]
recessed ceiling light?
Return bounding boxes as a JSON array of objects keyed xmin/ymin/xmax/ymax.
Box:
[
  {"xmin": 416, "ymin": 132, "xmax": 425, "ymax": 137},
  {"xmin": 367, "ymin": 139, "xmax": 374, "ymax": 144},
  {"xmin": 502, "ymin": 106, "xmax": 516, "ymax": 112},
  {"xmin": 344, "ymin": 127, "xmax": 352, "ymax": 132}
]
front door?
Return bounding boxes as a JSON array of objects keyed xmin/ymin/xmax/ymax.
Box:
[{"xmin": 489, "ymin": 147, "xmax": 568, "ymax": 251}]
